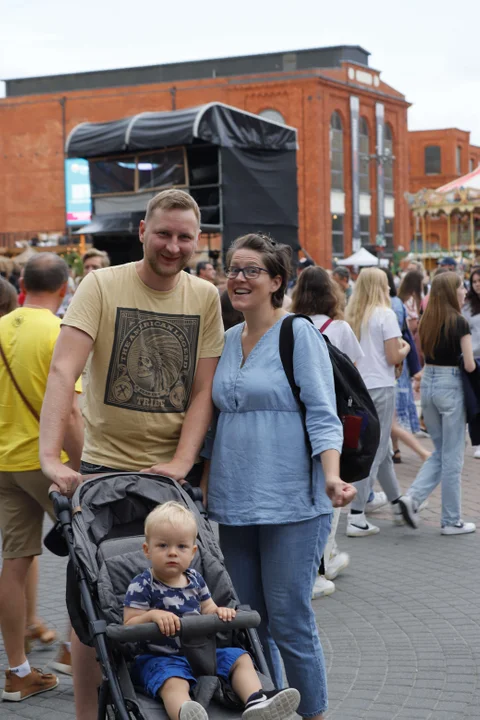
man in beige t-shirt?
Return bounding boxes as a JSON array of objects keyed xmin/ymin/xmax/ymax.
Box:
[{"xmin": 39, "ymin": 189, "xmax": 223, "ymax": 720}]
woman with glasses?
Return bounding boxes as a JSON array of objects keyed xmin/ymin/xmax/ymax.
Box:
[{"xmin": 200, "ymin": 234, "xmax": 355, "ymax": 720}]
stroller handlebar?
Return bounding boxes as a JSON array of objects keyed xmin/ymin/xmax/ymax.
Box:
[
  {"xmin": 49, "ymin": 490, "xmax": 72, "ymax": 518},
  {"xmin": 106, "ymin": 610, "xmax": 261, "ymax": 644}
]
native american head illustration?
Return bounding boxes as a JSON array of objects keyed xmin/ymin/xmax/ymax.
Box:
[{"xmin": 127, "ymin": 328, "xmax": 184, "ymax": 395}]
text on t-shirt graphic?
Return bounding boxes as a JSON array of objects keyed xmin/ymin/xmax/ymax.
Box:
[{"xmin": 104, "ymin": 308, "xmax": 200, "ymax": 413}]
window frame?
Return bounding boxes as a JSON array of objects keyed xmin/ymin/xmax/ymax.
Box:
[
  {"xmin": 332, "ymin": 213, "xmax": 344, "ymax": 256},
  {"xmin": 330, "ymin": 112, "xmax": 344, "ymax": 192},
  {"xmin": 89, "ymin": 146, "xmax": 189, "ymax": 198},
  {"xmin": 424, "ymin": 145, "xmax": 442, "ymax": 176}
]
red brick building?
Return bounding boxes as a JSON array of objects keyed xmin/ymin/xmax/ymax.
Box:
[
  {"xmin": 408, "ymin": 129, "xmax": 480, "ymax": 249},
  {"xmin": 0, "ymin": 46, "xmax": 410, "ymax": 266}
]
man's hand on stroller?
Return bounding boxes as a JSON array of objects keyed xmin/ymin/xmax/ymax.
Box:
[
  {"xmin": 42, "ymin": 459, "xmax": 82, "ymax": 498},
  {"xmin": 140, "ymin": 459, "xmax": 189, "ymax": 484},
  {"xmin": 150, "ymin": 610, "xmax": 181, "ymax": 636}
]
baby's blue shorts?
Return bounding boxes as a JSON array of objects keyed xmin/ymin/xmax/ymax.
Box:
[{"xmin": 132, "ymin": 647, "xmax": 246, "ymax": 698}]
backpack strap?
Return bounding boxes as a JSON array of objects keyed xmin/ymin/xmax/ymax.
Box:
[
  {"xmin": 279, "ymin": 315, "xmax": 315, "ymax": 501},
  {"xmin": 319, "ymin": 318, "xmax": 334, "ymax": 333},
  {"xmin": 0, "ymin": 338, "xmax": 40, "ymax": 422}
]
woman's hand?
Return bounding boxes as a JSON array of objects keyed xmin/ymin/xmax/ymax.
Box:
[{"xmin": 325, "ymin": 475, "xmax": 357, "ymax": 508}]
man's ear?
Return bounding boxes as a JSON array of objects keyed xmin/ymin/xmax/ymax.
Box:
[
  {"xmin": 139, "ymin": 220, "xmax": 146, "ymax": 245},
  {"xmin": 59, "ymin": 282, "xmax": 68, "ymax": 299}
]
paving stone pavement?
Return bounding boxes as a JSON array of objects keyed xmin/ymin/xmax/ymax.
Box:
[{"xmin": 1, "ymin": 436, "xmax": 479, "ymax": 719}]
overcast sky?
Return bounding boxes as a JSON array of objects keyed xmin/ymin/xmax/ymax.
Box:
[{"xmin": 1, "ymin": 0, "xmax": 479, "ymax": 143}]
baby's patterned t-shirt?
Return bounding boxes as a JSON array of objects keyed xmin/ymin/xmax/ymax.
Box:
[{"xmin": 124, "ymin": 567, "xmax": 211, "ymax": 654}]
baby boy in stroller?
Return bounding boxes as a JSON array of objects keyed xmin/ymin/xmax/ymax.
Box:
[{"xmin": 124, "ymin": 502, "xmax": 300, "ymax": 720}]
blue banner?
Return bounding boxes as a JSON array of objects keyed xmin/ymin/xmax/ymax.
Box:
[{"xmin": 65, "ymin": 158, "xmax": 92, "ymax": 226}]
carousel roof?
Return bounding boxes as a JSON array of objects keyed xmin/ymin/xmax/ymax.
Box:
[{"xmin": 437, "ymin": 165, "xmax": 480, "ymax": 193}]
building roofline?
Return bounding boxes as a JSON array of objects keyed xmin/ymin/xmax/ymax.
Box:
[
  {"xmin": 2, "ymin": 44, "xmax": 370, "ymax": 83},
  {"xmin": 408, "ymin": 127, "xmax": 471, "ymax": 135}
]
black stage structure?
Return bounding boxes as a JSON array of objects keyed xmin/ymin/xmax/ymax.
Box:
[{"xmin": 66, "ymin": 102, "xmax": 298, "ymax": 265}]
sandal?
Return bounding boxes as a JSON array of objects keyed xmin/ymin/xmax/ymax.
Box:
[
  {"xmin": 392, "ymin": 449, "xmax": 402, "ymax": 464},
  {"xmin": 25, "ymin": 622, "xmax": 57, "ymax": 654}
]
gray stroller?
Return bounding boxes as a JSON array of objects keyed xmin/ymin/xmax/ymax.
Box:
[{"xmin": 51, "ymin": 473, "xmax": 274, "ymax": 720}]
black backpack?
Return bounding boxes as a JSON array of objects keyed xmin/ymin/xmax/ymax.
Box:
[{"xmin": 279, "ymin": 314, "xmax": 380, "ymax": 483}]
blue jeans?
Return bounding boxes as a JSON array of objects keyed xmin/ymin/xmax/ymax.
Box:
[
  {"xmin": 219, "ymin": 514, "xmax": 332, "ymax": 718},
  {"xmin": 407, "ymin": 366, "xmax": 466, "ymax": 526}
]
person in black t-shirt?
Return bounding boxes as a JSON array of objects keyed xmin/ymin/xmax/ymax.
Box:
[{"xmin": 402, "ymin": 272, "xmax": 476, "ymax": 536}]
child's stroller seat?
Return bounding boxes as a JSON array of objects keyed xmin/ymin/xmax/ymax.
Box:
[{"xmin": 55, "ymin": 473, "xmax": 274, "ymax": 720}]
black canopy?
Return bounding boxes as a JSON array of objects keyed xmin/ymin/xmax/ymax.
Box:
[{"xmin": 66, "ymin": 102, "xmax": 297, "ymax": 157}]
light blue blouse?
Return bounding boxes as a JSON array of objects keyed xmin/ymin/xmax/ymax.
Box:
[{"xmin": 203, "ymin": 316, "xmax": 343, "ymax": 526}]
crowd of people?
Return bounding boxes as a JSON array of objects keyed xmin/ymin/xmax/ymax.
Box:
[{"xmin": 0, "ymin": 187, "xmax": 479, "ymax": 720}]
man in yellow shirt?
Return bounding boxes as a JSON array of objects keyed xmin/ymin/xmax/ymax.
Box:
[
  {"xmin": 0, "ymin": 253, "xmax": 83, "ymax": 702},
  {"xmin": 39, "ymin": 189, "xmax": 224, "ymax": 720}
]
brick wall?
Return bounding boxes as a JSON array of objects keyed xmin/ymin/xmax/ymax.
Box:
[
  {"xmin": 0, "ymin": 69, "xmax": 409, "ymax": 266},
  {"xmin": 408, "ymin": 129, "xmax": 480, "ymax": 249}
]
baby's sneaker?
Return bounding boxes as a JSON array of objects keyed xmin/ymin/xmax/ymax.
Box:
[
  {"xmin": 243, "ymin": 688, "xmax": 300, "ymax": 720},
  {"xmin": 179, "ymin": 700, "xmax": 208, "ymax": 720}
]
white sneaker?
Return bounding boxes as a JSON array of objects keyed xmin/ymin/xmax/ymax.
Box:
[
  {"xmin": 441, "ymin": 521, "xmax": 476, "ymax": 536},
  {"xmin": 398, "ymin": 495, "xmax": 419, "ymax": 529},
  {"xmin": 365, "ymin": 492, "xmax": 388, "ymax": 513},
  {"xmin": 346, "ymin": 512, "xmax": 380, "ymax": 537},
  {"xmin": 312, "ymin": 575, "xmax": 335, "ymax": 599},
  {"xmin": 474, "ymin": 447, "xmax": 480, "ymax": 459},
  {"xmin": 392, "ymin": 503, "xmax": 405, "ymax": 526},
  {"xmin": 325, "ymin": 551, "xmax": 350, "ymax": 580},
  {"xmin": 179, "ymin": 701, "xmax": 208, "ymax": 720}
]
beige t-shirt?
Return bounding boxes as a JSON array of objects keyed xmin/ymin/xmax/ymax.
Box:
[{"xmin": 62, "ymin": 263, "xmax": 224, "ymax": 470}]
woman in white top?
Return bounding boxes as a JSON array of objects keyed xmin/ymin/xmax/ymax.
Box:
[
  {"xmin": 345, "ymin": 268, "xmax": 416, "ymax": 536},
  {"xmin": 291, "ymin": 266, "xmax": 363, "ymax": 596},
  {"xmin": 291, "ymin": 266, "xmax": 363, "ymax": 363}
]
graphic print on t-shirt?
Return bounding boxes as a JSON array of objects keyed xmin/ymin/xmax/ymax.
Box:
[{"xmin": 104, "ymin": 308, "xmax": 200, "ymax": 413}]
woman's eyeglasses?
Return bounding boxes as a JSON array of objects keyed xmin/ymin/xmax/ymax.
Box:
[{"xmin": 226, "ymin": 266, "xmax": 270, "ymax": 280}]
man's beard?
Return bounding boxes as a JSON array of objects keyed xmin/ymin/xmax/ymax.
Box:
[{"xmin": 146, "ymin": 250, "xmax": 189, "ymax": 277}]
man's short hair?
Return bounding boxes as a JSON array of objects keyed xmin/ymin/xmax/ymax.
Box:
[
  {"xmin": 196, "ymin": 261, "xmax": 212, "ymax": 275},
  {"xmin": 333, "ymin": 266, "xmax": 350, "ymax": 280},
  {"xmin": 23, "ymin": 253, "xmax": 69, "ymax": 293},
  {"xmin": 82, "ymin": 248, "xmax": 110, "ymax": 268},
  {"xmin": 145, "ymin": 189, "xmax": 201, "ymax": 226}
]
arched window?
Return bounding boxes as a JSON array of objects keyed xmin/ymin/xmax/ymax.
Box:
[
  {"xmin": 330, "ymin": 112, "xmax": 344, "ymax": 191},
  {"xmin": 258, "ymin": 109, "xmax": 286, "ymax": 124},
  {"xmin": 384, "ymin": 124, "xmax": 394, "ymax": 195},
  {"xmin": 359, "ymin": 117, "xmax": 370, "ymax": 194},
  {"xmin": 456, "ymin": 146, "xmax": 462, "ymax": 175}
]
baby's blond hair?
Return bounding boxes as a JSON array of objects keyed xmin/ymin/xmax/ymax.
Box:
[{"xmin": 144, "ymin": 501, "xmax": 198, "ymax": 542}]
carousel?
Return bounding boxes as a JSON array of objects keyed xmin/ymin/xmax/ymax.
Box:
[{"xmin": 407, "ymin": 165, "xmax": 480, "ymax": 264}]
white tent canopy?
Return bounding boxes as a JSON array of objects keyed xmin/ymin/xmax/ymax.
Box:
[{"xmin": 339, "ymin": 247, "xmax": 379, "ymax": 266}]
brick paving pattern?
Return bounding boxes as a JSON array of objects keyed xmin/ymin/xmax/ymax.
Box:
[{"xmin": 1, "ymin": 436, "xmax": 479, "ymax": 719}]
